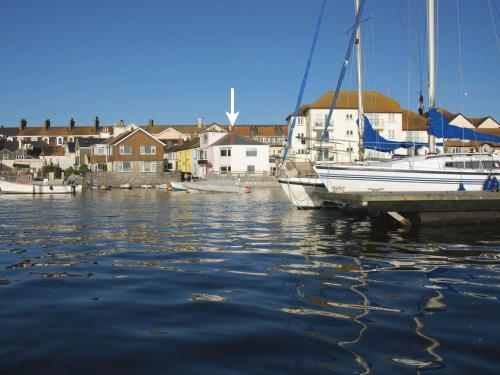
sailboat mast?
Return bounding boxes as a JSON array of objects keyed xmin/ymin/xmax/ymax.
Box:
[
  {"xmin": 427, "ymin": 0, "xmax": 437, "ymax": 153},
  {"xmin": 355, "ymin": 0, "xmax": 364, "ymax": 161}
]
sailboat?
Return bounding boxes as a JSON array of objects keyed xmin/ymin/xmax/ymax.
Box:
[
  {"xmin": 279, "ymin": 0, "xmax": 365, "ymax": 208},
  {"xmin": 315, "ymin": 0, "xmax": 500, "ymax": 193}
]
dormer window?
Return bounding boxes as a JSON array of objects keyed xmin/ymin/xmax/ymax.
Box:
[
  {"xmin": 57, "ymin": 137, "xmax": 64, "ymax": 145},
  {"xmin": 43, "ymin": 137, "xmax": 49, "ymax": 144}
]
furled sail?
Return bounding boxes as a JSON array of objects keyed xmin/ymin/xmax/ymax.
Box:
[
  {"xmin": 428, "ymin": 108, "xmax": 500, "ymax": 143},
  {"xmin": 361, "ymin": 116, "xmax": 426, "ymax": 152}
]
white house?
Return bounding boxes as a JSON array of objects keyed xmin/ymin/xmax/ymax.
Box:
[
  {"xmin": 286, "ymin": 91, "xmax": 419, "ymax": 163},
  {"xmin": 207, "ymin": 133, "xmax": 270, "ymax": 175}
]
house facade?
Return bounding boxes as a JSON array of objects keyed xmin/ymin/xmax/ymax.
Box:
[
  {"xmin": 87, "ymin": 128, "xmax": 165, "ymax": 173},
  {"xmin": 286, "ymin": 91, "xmax": 419, "ymax": 163},
  {"xmin": 205, "ymin": 133, "xmax": 270, "ymax": 176}
]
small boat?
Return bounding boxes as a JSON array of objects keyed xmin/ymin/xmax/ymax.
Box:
[
  {"xmin": 141, "ymin": 184, "xmax": 153, "ymax": 189},
  {"xmin": 99, "ymin": 185, "xmax": 111, "ymax": 191},
  {"xmin": 0, "ymin": 180, "xmax": 82, "ymax": 194},
  {"xmin": 170, "ymin": 181, "xmax": 188, "ymax": 191},
  {"xmin": 182, "ymin": 182, "xmax": 250, "ymax": 194},
  {"xmin": 119, "ymin": 183, "xmax": 132, "ymax": 189},
  {"xmin": 155, "ymin": 184, "xmax": 168, "ymax": 189}
]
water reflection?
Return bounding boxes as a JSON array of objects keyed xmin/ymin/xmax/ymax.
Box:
[{"xmin": 0, "ymin": 189, "xmax": 498, "ymax": 373}]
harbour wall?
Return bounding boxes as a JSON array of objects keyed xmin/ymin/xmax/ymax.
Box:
[{"xmin": 85, "ymin": 171, "xmax": 182, "ymax": 188}]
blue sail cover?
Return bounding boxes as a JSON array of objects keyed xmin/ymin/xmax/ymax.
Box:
[
  {"xmin": 361, "ymin": 116, "xmax": 426, "ymax": 152},
  {"xmin": 428, "ymin": 108, "xmax": 500, "ymax": 143}
]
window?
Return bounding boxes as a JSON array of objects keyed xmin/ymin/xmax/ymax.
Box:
[
  {"xmin": 297, "ymin": 117, "xmax": 304, "ymax": 125},
  {"xmin": 16, "ymin": 154, "xmax": 24, "ymax": 159},
  {"xmin": 387, "ymin": 130, "xmax": 395, "ymax": 139},
  {"xmin": 120, "ymin": 145, "xmax": 132, "ymax": 155},
  {"xmin": 388, "ymin": 113, "xmax": 395, "ymax": 122},
  {"xmin": 43, "ymin": 137, "xmax": 49, "ymax": 144},
  {"xmin": 346, "ymin": 113, "xmax": 353, "ymax": 120},
  {"xmin": 247, "ymin": 165, "xmax": 255, "ymax": 173},
  {"xmin": 141, "ymin": 161, "xmax": 156, "ymax": 172},
  {"xmin": 346, "ymin": 130, "xmax": 354, "ymax": 137},
  {"xmin": 2, "ymin": 154, "xmax": 9, "ymax": 160},
  {"xmin": 140, "ymin": 145, "xmax": 156, "ymax": 155},
  {"xmin": 68, "ymin": 137, "xmax": 74, "ymax": 142},
  {"xmin": 246, "ymin": 148, "xmax": 257, "ymax": 157},
  {"xmin": 118, "ymin": 161, "xmax": 132, "ymax": 172},
  {"xmin": 220, "ymin": 149, "xmax": 231, "ymax": 157},
  {"xmin": 95, "ymin": 145, "xmax": 106, "ymax": 155},
  {"xmin": 220, "ymin": 166, "xmax": 231, "ymax": 174},
  {"xmin": 346, "ymin": 147, "xmax": 354, "ymax": 152},
  {"xmin": 57, "ymin": 137, "xmax": 64, "ymax": 145}
]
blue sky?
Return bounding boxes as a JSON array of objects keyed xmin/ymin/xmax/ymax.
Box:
[{"xmin": 0, "ymin": 0, "xmax": 498, "ymax": 127}]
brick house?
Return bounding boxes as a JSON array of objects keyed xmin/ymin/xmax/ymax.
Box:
[{"xmin": 88, "ymin": 127, "xmax": 165, "ymax": 173}]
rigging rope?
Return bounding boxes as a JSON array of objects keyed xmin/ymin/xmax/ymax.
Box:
[
  {"xmin": 487, "ymin": 0, "xmax": 500, "ymax": 53},
  {"xmin": 282, "ymin": 0, "xmax": 326, "ymax": 162},
  {"xmin": 320, "ymin": 0, "xmax": 366, "ymax": 150}
]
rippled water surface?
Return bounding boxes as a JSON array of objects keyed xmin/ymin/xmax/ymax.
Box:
[{"xmin": 0, "ymin": 188, "xmax": 499, "ymax": 374}]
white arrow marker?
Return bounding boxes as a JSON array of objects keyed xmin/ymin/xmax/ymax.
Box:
[{"xmin": 225, "ymin": 87, "xmax": 239, "ymax": 126}]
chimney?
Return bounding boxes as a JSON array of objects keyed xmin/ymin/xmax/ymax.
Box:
[
  {"xmin": 44, "ymin": 119, "xmax": 50, "ymax": 131},
  {"xmin": 148, "ymin": 118, "xmax": 154, "ymax": 127},
  {"xmin": 197, "ymin": 117, "xmax": 203, "ymax": 129},
  {"xmin": 19, "ymin": 118, "xmax": 27, "ymax": 131},
  {"xmin": 68, "ymin": 117, "xmax": 75, "ymax": 131},
  {"xmin": 94, "ymin": 116, "xmax": 100, "ymax": 132},
  {"xmin": 120, "ymin": 119, "xmax": 124, "ymax": 127}
]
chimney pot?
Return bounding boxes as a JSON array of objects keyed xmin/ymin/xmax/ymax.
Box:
[
  {"xmin": 19, "ymin": 118, "xmax": 27, "ymax": 131},
  {"xmin": 148, "ymin": 118, "xmax": 154, "ymax": 127},
  {"xmin": 68, "ymin": 117, "xmax": 75, "ymax": 131},
  {"xmin": 94, "ymin": 116, "xmax": 100, "ymax": 132},
  {"xmin": 44, "ymin": 119, "xmax": 50, "ymax": 131}
]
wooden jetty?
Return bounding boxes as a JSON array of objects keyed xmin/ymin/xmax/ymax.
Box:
[{"xmin": 318, "ymin": 191, "xmax": 500, "ymax": 227}]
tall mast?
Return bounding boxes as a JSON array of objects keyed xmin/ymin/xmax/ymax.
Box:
[
  {"xmin": 427, "ymin": 0, "xmax": 436, "ymax": 153},
  {"xmin": 355, "ymin": 0, "xmax": 364, "ymax": 161}
]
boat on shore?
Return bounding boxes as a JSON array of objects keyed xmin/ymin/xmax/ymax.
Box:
[
  {"xmin": 183, "ymin": 181, "xmax": 250, "ymax": 194},
  {"xmin": 0, "ymin": 179, "xmax": 82, "ymax": 194},
  {"xmin": 119, "ymin": 183, "xmax": 132, "ymax": 189},
  {"xmin": 170, "ymin": 182, "xmax": 188, "ymax": 191}
]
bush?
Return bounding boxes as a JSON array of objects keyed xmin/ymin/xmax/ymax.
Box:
[
  {"xmin": 39, "ymin": 165, "xmax": 63, "ymax": 179},
  {"xmin": 78, "ymin": 165, "xmax": 89, "ymax": 174}
]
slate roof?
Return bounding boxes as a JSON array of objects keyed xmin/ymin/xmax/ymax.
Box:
[
  {"xmin": 0, "ymin": 126, "xmax": 19, "ymax": 138},
  {"xmin": 210, "ymin": 133, "xmax": 266, "ymax": 147},
  {"xmin": 75, "ymin": 137, "xmax": 106, "ymax": 148},
  {"xmin": 0, "ymin": 140, "xmax": 19, "ymax": 152}
]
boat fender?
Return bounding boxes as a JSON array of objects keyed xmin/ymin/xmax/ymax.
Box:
[
  {"xmin": 482, "ymin": 174, "xmax": 492, "ymax": 191},
  {"xmin": 492, "ymin": 176, "xmax": 499, "ymax": 192}
]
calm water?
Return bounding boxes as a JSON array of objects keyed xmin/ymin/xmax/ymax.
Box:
[{"xmin": 0, "ymin": 188, "xmax": 499, "ymax": 374}]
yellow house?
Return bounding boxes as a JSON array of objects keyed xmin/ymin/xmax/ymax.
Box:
[{"xmin": 170, "ymin": 138, "xmax": 200, "ymax": 175}]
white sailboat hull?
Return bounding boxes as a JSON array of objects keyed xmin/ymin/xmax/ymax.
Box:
[
  {"xmin": 315, "ymin": 154, "xmax": 500, "ymax": 193},
  {"xmin": 0, "ymin": 180, "xmax": 82, "ymax": 194},
  {"xmin": 278, "ymin": 177, "xmax": 328, "ymax": 208}
]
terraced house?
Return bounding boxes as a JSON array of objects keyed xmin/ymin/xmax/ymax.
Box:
[{"xmin": 88, "ymin": 127, "xmax": 165, "ymax": 173}]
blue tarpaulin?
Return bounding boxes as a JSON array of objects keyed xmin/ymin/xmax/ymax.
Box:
[
  {"xmin": 428, "ymin": 108, "xmax": 500, "ymax": 143},
  {"xmin": 361, "ymin": 116, "xmax": 427, "ymax": 152}
]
